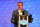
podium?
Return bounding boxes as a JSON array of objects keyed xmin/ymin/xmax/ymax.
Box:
[{"xmin": 15, "ymin": 15, "xmax": 33, "ymax": 27}]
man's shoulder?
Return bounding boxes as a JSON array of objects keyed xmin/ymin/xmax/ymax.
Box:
[
  {"xmin": 13, "ymin": 9, "xmax": 18, "ymax": 12},
  {"xmin": 23, "ymin": 9, "xmax": 28, "ymax": 13}
]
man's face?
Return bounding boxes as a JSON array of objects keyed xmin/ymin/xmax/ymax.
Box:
[{"xmin": 18, "ymin": 3, "xmax": 23, "ymax": 10}]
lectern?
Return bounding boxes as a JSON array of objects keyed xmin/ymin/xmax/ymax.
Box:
[
  {"xmin": 18, "ymin": 15, "xmax": 29, "ymax": 27},
  {"xmin": 15, "ymin": 15, "xmax": 33, "ymax": 27}
]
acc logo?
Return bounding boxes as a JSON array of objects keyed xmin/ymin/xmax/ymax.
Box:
[{"xmin": 19, "ymin": 20, "xmax": 28, "ymax": 25}]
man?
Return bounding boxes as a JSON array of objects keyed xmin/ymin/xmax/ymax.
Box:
[{"xmin": 11, "ymin": 2, "xmax": 28, "ymax": 27}]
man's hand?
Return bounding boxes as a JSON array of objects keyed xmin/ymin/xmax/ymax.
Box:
[{"xmin": 13, "ymin": 20, "xmax": 15, "ymax": 22}]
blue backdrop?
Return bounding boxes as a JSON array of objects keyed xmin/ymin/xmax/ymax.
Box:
[{"xmin": 0, "ymin": 0, "xmax": 40, "ymax": 27}]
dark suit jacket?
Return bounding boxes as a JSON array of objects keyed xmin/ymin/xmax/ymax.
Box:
[{"xmin": 11, "ymin": 9, "xmax": 28, "ymax": 27}]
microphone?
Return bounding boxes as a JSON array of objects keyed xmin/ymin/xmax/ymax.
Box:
[{"xmin": 28, "ymin": 13, "xmax": 32, "ymax": 18}]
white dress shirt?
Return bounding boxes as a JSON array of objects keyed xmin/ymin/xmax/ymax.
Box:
[{"xmin": 18, "ymin": 9, "xmax": 22, "ymax": 15}]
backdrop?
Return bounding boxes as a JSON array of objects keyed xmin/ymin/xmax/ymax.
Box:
[{"xmin": 0, "ymin": 0, "xmax": 40, "ymax": 27}]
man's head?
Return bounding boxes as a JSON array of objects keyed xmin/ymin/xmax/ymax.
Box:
[{"xmin": 18, "ymin": 2, "xmax": 23, "ymax": 10}]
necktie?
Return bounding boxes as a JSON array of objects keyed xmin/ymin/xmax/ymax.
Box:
[{"xmin": 19, "ymin": 10, "xmax": 22, "ymax": 15}]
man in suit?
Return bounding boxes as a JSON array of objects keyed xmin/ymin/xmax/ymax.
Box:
[{"xmin": 11, "ymin": 2, "xmax": 28, "ymax": 27}]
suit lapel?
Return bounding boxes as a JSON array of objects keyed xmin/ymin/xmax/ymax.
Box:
[{"xmin": 16, "ymin": 9, "xmax": 19, "ymax": 15}]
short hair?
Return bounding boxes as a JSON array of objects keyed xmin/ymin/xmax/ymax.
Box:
[{"xmin": 18, "ymin": 2, "xmax": 23, "ymax": 5}]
